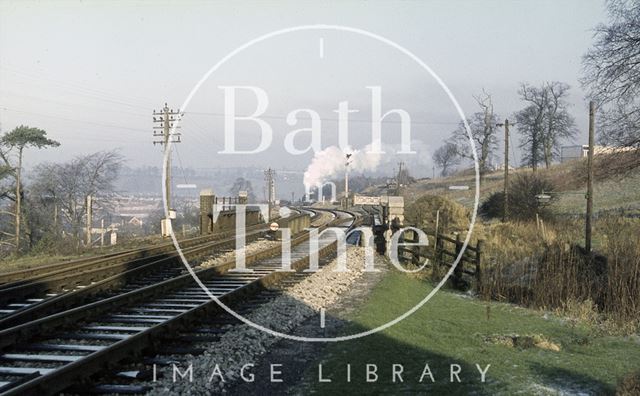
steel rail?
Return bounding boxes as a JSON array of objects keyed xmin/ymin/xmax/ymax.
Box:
[
  {"xmin": 0, "ymin": 210, "xmax": 350, "ymax": 395},
  {"xmin": 0, "ymin": 222, "xmax": 266, "ymax": 287},
  {"xmin": 0, "ymin": 227, "xmax": 266, "ymax": 329},
  {"xmin": 0, "ymin": 210, "xmax": 317, "ymax": 328}
]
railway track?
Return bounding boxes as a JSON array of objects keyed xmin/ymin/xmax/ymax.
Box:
[
  {"xmin": 83, "ymin": 256, "xmax": 336, "ymax": 394},
  {"xmin": 0, "ymin": 208, "xmax": 318, "ymax": 328},
  {"xmin": 0, "ymin": 223, "xmax": 273, "ymax": 329},
  {"xmin": 0, "ymin": 208, "xmax": 354, "ymax": 395},
  {"xmin": 0, "ymin": 225, "xmax": 263, "ymax": 286}
]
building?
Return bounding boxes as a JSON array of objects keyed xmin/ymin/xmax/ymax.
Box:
[
  {"xmin": 560, "ymin": 145, "xmax": 634, "ymax": 163},
  {"xmin": 561, "ymin": 145, "xmax": 588, "ymax": 163}
]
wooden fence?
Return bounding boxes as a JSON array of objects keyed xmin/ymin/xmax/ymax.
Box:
[
  {"xmin": 398, "ymin": 228, "xmax": 484, "ymax": 290},
  {"xmin": 214, "ymin": 196, "xmax": 244, "ymax": 211}
]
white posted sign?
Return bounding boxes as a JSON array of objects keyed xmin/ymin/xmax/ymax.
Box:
[{"xmin": 353, "ymin": 195, "xmax": 382, "ymax": 205}]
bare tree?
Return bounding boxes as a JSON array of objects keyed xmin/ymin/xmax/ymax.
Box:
[
  {"xmin": 228, "ymin": 177, "xmax": 256, "ymax": 202},
  {"xmin": 516, "ymin": 84, "xmax": 547, "ymax": 171},
  {"xmin": 515, "ymin": 82, "xmax": 576, "ymax": 170},
  {"xmin": 432, "ymin": 142, "xmax": 460, "ymax": 176},
  {"xmin": 0, "ymin": 126, "xmax": 59, "ymax": 253},
  {"xmin": 542, "ymin": 83, "xmax": 577, "ymax": 167},
  {"xmin": 450, "ymin": 91, "xmax": 499, "ymax": 173},
  {"xmin": 582, "ymin": 0, "xmax": 640, "ymax": 148},
  {"xmin": 31, "ymin": 150, "xmax": 123, "ymax": 248},
  {"xmin": 23, "ymin": 163, "xmax": 61, "ymax": 250}
]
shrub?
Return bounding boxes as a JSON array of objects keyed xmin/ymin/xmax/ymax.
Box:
[
  {"xmin": 404, "ymin": 195, "xmax": 470, "ymax": 233},
  {"xmin": 480, "ymin": 216, "xmax": 640, "ymax": 333},
  {"xmin": 479, "ymin": 191, "xmax": 504, "ymax": 219},
  {"xmin": 480, "ymin": 173, "xmax": 557, "ymax": 221}
]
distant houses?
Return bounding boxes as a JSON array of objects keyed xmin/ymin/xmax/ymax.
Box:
[
  {"xmin": 118, "ymin": 216, "xmax": 145, "ymax": 227},
  {"xmin": 112, "ymin": 196, "xmax": 160, "ymax": 228},
  {"xmin": 560, "ymin": 145, "xmax": 636, "ymax": 163}
]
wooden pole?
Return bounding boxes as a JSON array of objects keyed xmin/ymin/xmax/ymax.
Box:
[
  {"xmin": 86, "ymin": 194, "xmax": 92, "ymax": 247},
  {"xmin": 585, "ymin": 101, "xmax": 595, "ymax": 253},
  {"xmin": 434, "ymin": 209, "xmax": 440, "ymax": 248},
  {"xmin": 503, "ymin": 119, "xmax": 509, "ymax": 222},
  {"xmin": 100, "ymin": 218, "xmax": 105, "ymax": 247},
  {"xmin": 163, "ymin": 105, "xmax": 171, "ymax": 213}
]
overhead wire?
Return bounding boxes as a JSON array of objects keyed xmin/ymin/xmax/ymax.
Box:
[
  {"xmin": 173, "ymin": 145, "xmax": 190, "ymax": 186},
  {"xmin": 0, "ymin": 90, "xmax": 149, "ymax": 119},
  {"xmin": 0, "ymin": 105, "xmax": 150, "ymax": 139},
  {"xmin": 0, "ymin": 65, "xmax": 156, "ymax": 110},
  {"xmin": 184, "ymin": 110, "xmax": 461, "ymax": 126}
]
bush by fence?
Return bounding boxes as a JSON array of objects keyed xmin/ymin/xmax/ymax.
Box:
[{"xmin": 478, "ymin": 216, "xmax": 640, "ymax": 330}]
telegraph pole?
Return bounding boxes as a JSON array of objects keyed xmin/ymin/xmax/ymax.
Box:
[
  {"xmin": 497, "ymin": 119, "xmax": 511, "ymax": 222},
  {"xmin": 585, "ymin": 101, "xmax": 595, "ymax": 253},
  {"xmin": 396, "ymin": 161, "xmax": 404, "ymax": 195},
  {"xmin": 153, "ymin": 103, "xmax": 182, "ymax": 211},
  {"xmin": 86, "ymin": 194, "xmax": 92, "ymax": 246},
  {"xmin": 264, "ymin": 168, "xmax": 276, "ymax": 218},
  {"xmin": 503, "ymin": 119, "xmax": 510, "ymax": 222},
  {"xmin": 153, "ymin": 103, "xmax": 182, "ymax": 235}
]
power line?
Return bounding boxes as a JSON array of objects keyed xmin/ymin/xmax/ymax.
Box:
[
  {"xmin": 0, "ymin": 90, "xmax": 150, "ymax": 118},
  {"xmin": 174, "ymin": 145, "xmax": 189, "ymax": 185},
  {"xmin": 0, "ymin": 105, "xmax": 150, "ymax": 135},
  {"xmin": 184, "ymin": 111, "xmax": 461, "ymax": 126},
  {"xmin": 0, "ymin": 65, "xmax": 155, "ymax": 109}
]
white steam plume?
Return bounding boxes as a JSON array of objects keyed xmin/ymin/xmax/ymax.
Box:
[
  {"xmin": 302, "ymin": 139, "xmax": 433, "ymax": 193},
  {"xmin": 303, "ymin": 142, "xmax": 382, "ymax": 190}
]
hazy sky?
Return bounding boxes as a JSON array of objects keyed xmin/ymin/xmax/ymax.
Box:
[{"xmin": 0, "ymin": 0, "xmax": 607, "ymax": 177}]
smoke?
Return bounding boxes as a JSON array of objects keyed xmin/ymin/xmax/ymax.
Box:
[
  {"xmin": 302, "ymin": 139, "xmax": 434, "ymax": 192},
  {"xmin": 303, "ymin": 143, "xmax": 382, "ymax": 190},
  {"xmin": 303, "ymin": 140, "xmax": 433, "ymax": 191}
]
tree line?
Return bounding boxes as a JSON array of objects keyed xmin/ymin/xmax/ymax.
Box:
[
  {"xmin": 0, "ymin": 127, "xmax": 122, "ymax": 256},
  {"xmin": 433, "ymin": 0, "xmax": 639, "ymax": 177},
  {"xmin": 433, "ymin": 82, "xmax": 578, "ymax": 177}
]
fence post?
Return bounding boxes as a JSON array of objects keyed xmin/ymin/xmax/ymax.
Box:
[
  {"xmin": 453, "ymin": 233, "xmax": 463, "ymax": 283},
  {"xmin": 475, "ymin": 240, "xmax": 484, "ymax": 294},
  {"xmin": 410, "ymin": 229, "xmax": 420, "ymax": 265},
  {"xmin": 436, "ymin": 234, "xmax": 445, "ymax": 269}
]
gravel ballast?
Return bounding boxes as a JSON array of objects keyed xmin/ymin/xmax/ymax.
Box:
[{"xmin": 146, "ymin": 246, "xmax": 387, "ymax": 395}]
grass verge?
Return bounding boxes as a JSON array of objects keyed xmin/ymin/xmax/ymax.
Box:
[{"xmin": 301, "ymin": 272, "xmax": 640, "ymax": 395}]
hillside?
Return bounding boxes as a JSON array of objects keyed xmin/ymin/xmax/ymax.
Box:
[{"xmin": 363, "ymin": 153, "xmax": 640, "ymax": 218}]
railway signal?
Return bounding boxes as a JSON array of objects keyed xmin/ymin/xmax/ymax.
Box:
[{"xmin": 344, "ymin": 153, "xmax": 352, "ymax": 208}]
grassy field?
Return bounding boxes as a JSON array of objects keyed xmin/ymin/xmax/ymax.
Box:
[
  {"xmin": 302, "ymin": 272, "xmax": 640, "ymax": 395},
  {"xmin": 554, "ymin": 169, "xmax": 640, "ymax": 216}
]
